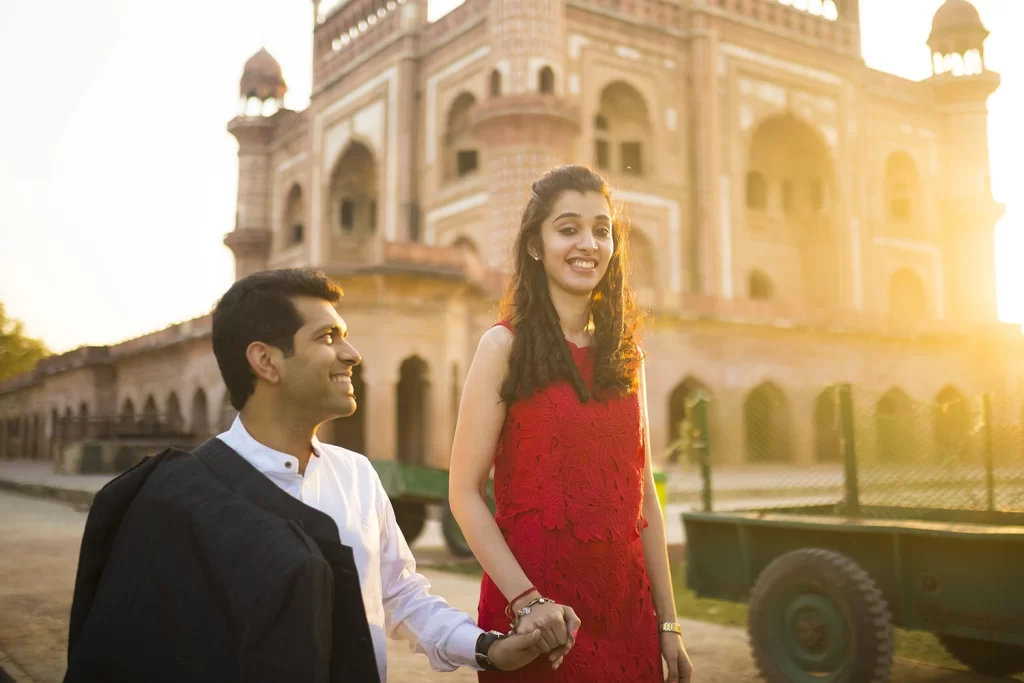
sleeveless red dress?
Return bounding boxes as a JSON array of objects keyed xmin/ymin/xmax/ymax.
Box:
[{"xmin": 476, "ymin": 324, "xmax": 662, "ymax": 681}]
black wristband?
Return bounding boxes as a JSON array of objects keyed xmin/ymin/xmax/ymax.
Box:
[{"xmin": 475, "ymin": 630, "xmax": 506, "ymax": 670}]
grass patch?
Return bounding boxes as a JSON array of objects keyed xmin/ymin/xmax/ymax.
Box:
[{"xmin": 431, "ymin": 559, "xmax": 1023, "ymax": 677}]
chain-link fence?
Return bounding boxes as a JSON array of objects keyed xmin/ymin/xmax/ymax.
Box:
[{"xmin": 673, "ymin": 383, "xmax": 1024, "ymax": 520}]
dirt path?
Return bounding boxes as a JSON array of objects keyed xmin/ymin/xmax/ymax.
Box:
[{"xmin": 0, "ymin": 491, "xmax": 1000, "ymax": 683}]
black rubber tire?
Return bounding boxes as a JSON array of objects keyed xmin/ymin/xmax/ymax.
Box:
[
  {"xmin": 392, "ymin": 501, "xmax": 426, "ymax": 543},
  {"xmin": 748, "ymin": 548, "xmax": 893, "ymax": 683},
  {"xmin": 939, "ymin": 635, "xmax": 1024, "ymax": 677},
  {"xmin": 442, "ymin": 504, "xmax": 473, "ymax": 558}
]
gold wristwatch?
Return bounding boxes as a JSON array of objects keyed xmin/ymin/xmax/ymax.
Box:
[{"xmin": 659, "ymin": 622, "xmax": 683, "ymax": 635}]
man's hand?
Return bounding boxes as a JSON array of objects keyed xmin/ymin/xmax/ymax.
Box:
[{"xmin": 487, "ymin": 629, "xmax": 564, "ymax": 671}]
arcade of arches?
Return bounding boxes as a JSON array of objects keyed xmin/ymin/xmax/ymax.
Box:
[{"xmin": 662, "ymin": 376, "xmax": 1015, "ymax": 467}]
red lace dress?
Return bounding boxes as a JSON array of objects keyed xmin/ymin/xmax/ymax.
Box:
[{"xmin": 476, "ymin": 325, "xmax": 662, "ymax": 682}]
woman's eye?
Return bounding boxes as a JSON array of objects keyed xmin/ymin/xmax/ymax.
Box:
[{"xmin": 323, "ymin": 334, "xmax": 334, "ymax": 344}]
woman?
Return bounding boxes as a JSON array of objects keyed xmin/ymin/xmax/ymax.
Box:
[{"xmin": 449, "ymin": 165, "xmax": 693, "ymax": 682}]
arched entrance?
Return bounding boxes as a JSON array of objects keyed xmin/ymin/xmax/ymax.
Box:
[{"xmin": 396, "ymin": 356, "xmax": 430, "ymax": 465}]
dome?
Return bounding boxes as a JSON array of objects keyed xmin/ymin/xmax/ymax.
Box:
[
  {"xmin": 240, "ymin": 47, "xmax": 287, "ymax": 102},
  {"xmin": 928, "ymin": 0, "xmax": 987, "ymax": 47}
]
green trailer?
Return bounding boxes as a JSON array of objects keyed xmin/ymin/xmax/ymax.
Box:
[
  {"xmin": 370, "ymin": 460, "xmax": 493, "ymax": 557},
  {"xmin": 373, "ymin": 461, "xmax": 668, "ymax": 558},
  {"xmin": 681, "ymin": 386, "xmax": 1024, "ymax": 682}
]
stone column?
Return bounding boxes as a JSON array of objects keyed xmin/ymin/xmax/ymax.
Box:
[
  {"xmin": 365, "ymin": 373, "xmax": 398, "ymax": 462},
  {"xmin": 688, "ymin": 20, "xmax": 722, "ymax": 296},
  {"xmin": 224, "ymin": 117, "xmax": 274, "ymax": 280}
]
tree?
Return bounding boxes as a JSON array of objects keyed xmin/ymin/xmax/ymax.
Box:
[{"xmin": 0, "ymin": 303, "xmax": 49, "ymax": 382}]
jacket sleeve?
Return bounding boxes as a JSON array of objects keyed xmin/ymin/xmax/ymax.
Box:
[{"xmin": 66, "ymin": 451, "xmax": 171, "ymax": 659}]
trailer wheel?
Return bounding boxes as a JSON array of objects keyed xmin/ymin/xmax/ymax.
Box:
[
  {"xmin": 442, "ymin": 504, "xmax": 473, "ymax": 558},
  {"xmin": 749, "ymin": 548, "xmax": 893, "ymax": 683},
  {"xmin": 939, "ymin": 635, "xmax": 1024, "ymax": 677},
  {"xmin": 392, "ymin": 501, "xmax": 426, "ymax": 544}
]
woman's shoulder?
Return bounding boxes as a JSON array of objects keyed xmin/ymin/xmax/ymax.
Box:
[
  {"xmin": 484, "ymin": 320, "xmax": 515, "ymax": 345},
  {"xmin": 471, "ymin": 323, "xmax": 514, "ymax": 373}
]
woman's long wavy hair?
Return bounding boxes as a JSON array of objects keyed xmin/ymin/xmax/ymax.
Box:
[{"xmin": 498, "ymin": 165, "xmax": 644, "ymax": 404}]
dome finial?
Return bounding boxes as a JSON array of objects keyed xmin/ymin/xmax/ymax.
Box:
[{"xmin": 240, "ymin": 47, "xmax": 287, "ymax": 103}]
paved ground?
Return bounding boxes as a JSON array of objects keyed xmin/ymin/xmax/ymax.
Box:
[{"xmin": 0, "ymin": 489, "xmax": 1005, "ymax": 683}]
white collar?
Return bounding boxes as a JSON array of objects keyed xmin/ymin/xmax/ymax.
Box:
[{"xmin": 223, "ymin": 416, "xmax": 323, "ymax": 476}]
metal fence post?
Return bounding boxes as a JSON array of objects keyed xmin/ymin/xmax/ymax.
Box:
[
  {"xmin": 838, "ymin": 383, "xmax": 860, "ymax": 516},
  {"xmin": 982, "ymin": 393, "xmax": 996, "ymax": 512},
  {"xmin": 689, "ymin": 392, "xmax": 713, "ymax": 512}
]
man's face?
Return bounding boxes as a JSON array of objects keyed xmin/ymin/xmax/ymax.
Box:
[{"xmin": 275, "ymin": 296, "xmax": 361, "ymax": 421}]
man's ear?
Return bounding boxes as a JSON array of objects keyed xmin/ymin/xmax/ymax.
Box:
[{"xmin": 246, "ymin": 342, "xmax": 281, "ymax": 385}]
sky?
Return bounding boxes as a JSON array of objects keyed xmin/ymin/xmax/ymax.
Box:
[{"xmin": 0, "ymin": 0, "xmax": 1021, "ymax": 353}]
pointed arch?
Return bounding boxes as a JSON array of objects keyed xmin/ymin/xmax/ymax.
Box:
[
  {"xmin": 120, "ymin": 397, "xmax": 136, "ymax": 428},
  {"xmin": 667, "ymin": 376, "xmax": 711, "ymax": 464},
  {"xmin": 489, "ymin": 69, "xmax": 502, "ymax": 98},
  {"xmin": 889, "ymin": 268, "xmax": 929, "ymax": 320},
  {"xmin": 445, "ymin": 92, "xmax": 478, "ymax": 179},
  {"xmin": 933, "ymin": 385, "xmax": 970, "ymax": 461},
  {"xmin": 328, "ymin": 140, "xmax": 377, "ymax": 237},
  {"xmin": 191, "ymin": 388, "xmax": 209, "ymax": 436},
  {"xmin": 876, "ymin": 387, "xmax": 916, "ymax": 462},
  {"xmin": 284, "ymin": 183, "xmax": 305, "ymax": 245},
  {"xmin": 537, "ymin": 65, "xmax": 555, "ymax": 94},
  {"xmin": 743, "ymin": 381, "xmax": 791, "ymax": 463},
  {"xmin": 748, "ymin": 270, "xmax": 775, "ymax": 301},
  {"xmin": 166, "ymin": 392, "xmax": 184, "ymax": 432},
  {"xmin": 814, "ymin": 385, "xmax": 842, "ymax": 463},
  {"xmin": 397, "ymin": 356, "xmax": 430, "ymax": 465},
  {"xmin": 745, "ymin": 171, "xmax": 767, "ymax": 210},
  {"xmin": 141, "ymin": 395, "xmax": 159, "ymax": 430},
  {"xmin": 595, "ymin": 81, "xmax": 651, "ymax": 176}
]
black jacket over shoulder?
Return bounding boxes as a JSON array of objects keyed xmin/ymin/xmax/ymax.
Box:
[{"xmin": 64, "ymin": 438, "xmax": 381, "ymax": 683}]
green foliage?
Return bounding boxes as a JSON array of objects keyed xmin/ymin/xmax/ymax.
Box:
[{"xmin": 0, "ymin": 303, "xmax": 49, "ymax": 382}]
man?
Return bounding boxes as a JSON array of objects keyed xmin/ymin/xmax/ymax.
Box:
[{"xmin": 66, "ymin": 268, "xmax": 578, "ymax": 682}]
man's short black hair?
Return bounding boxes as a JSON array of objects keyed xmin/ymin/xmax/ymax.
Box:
[{"xmin": 212, "ymin": 268, "xmax": 343, "ymax": 410}]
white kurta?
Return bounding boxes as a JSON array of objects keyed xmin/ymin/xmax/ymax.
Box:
[{"xmin": 218, "ymin": 417, "xmax": 481, "ymax": 682}]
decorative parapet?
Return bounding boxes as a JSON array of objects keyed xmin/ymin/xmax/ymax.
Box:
[
  {"xmin": 570, "ymin": 0, "xmax": 858, "ymax": 56},
  {"xmin": 419, "ymin": 0, "xmax": 488, "ymax": 52},
  {"xmin": 314, "ymin": 0, "xmax": 418, "ymax": 88}
]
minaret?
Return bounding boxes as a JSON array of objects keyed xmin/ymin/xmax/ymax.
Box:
[
  {"xmin": 224, "ymin": 48, "xmax": 287, "ymax": 281},
  {"xmin": 470, "ymin": 0, "xmax": 580, "ymax": 269},
  {"xmin": 926, "ymin": 0, "xmax": 1004, "ymax": 323}
]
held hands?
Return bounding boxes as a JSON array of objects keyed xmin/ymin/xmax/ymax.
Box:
[
  {"xmin": 486, "ymin": 629, "xmax": 552, "ymax": 671},
  {"xmin": 511, "ymin": 595, "xmax": 581, "ymax": 669},
  {"xmin": 660, "ymin": 631, "xmax": 693, "ymax": 683}
]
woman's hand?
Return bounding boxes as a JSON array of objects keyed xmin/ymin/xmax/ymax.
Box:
[
  {"xmin": 513, "ymin": 597, "xmax": 579, "ymax": 655},
  {"xmin": 660, "ymin": 632, "xmax": 693, "ymax": 683}
]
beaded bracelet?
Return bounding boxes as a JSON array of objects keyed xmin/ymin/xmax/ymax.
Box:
[{"xmin": 504, "ymin": 585, "xmax": 538, "ymax": 619}]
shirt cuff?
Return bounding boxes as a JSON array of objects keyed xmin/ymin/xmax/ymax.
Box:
[{"xmin": 445, "ymin": 622, "xmax": 485, "ymax": 670}]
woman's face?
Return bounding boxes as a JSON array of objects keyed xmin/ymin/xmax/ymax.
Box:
[{"xmin": 532, "ymin": 190, "xmax": 614, "ymax": 296}]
